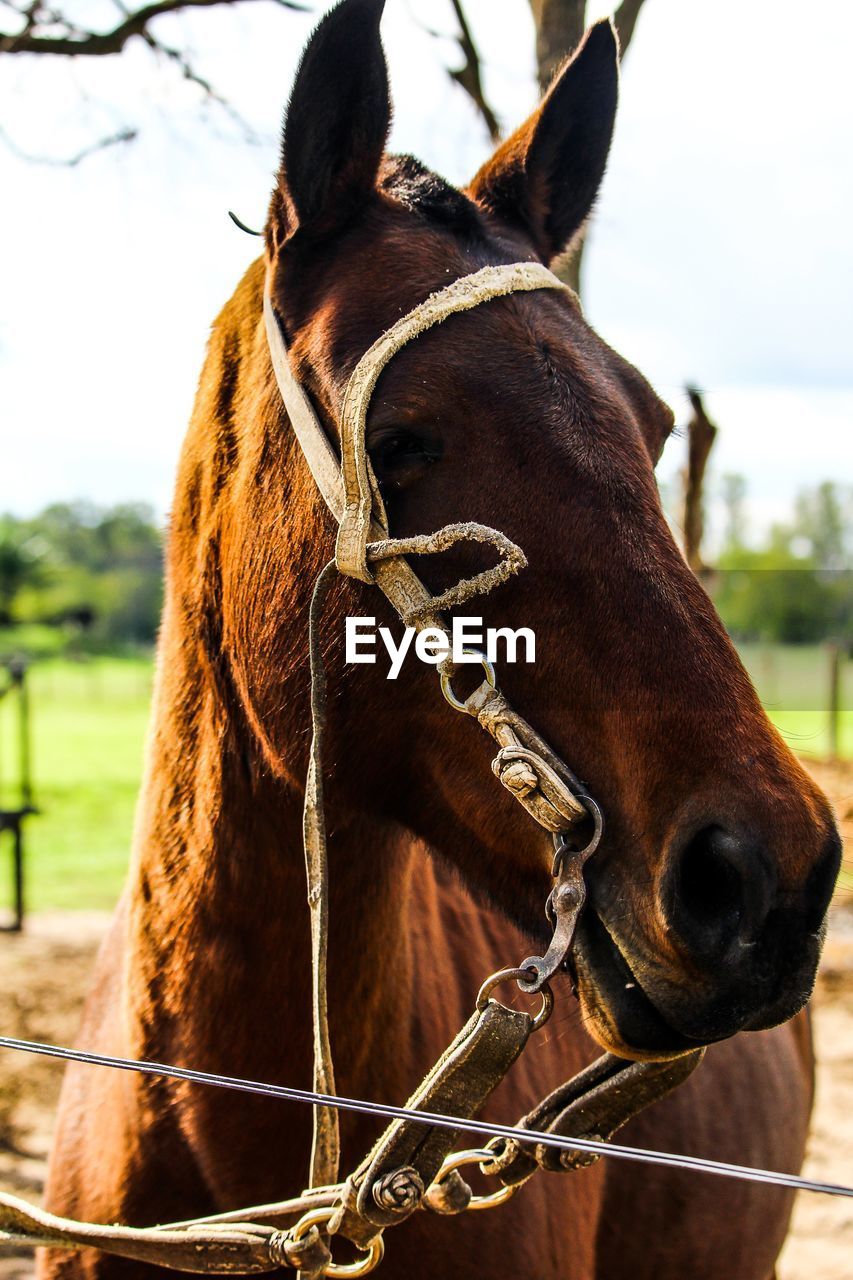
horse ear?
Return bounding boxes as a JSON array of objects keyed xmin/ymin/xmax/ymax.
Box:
[
  {"xmin": 272, "ymin": 0, "xmax": 391, "ymax": 246},
  {"xmin": 467, "ymin": 20, "xmax": 618, "ymax": 264}
]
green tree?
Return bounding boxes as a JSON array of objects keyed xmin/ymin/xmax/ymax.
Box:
[
  {"xmin": 715, "ymin": 544, "xmax": 834, "ymax": 645},
  {"xmin": 720, "ymin": 473, "xmax": 748, "ymax": 555},
  {"xmin": 792, "ymin": 482, "xmax": 850, "ymax": 572},
  {"xmin": 715, "ymin": 481, "xmax": 852, "ymax": 645},
  {"xmin": 0, "ymin": 503, "xmax": 164, "ymax": 650},
  {"xmin": 0, "ymin": 519, "xmax": 43, "ymax": 623}
]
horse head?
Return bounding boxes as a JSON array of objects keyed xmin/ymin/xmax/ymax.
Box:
[{"xmin": 189, "ymin": 0, "xmax": 840, "ymax": 1061}]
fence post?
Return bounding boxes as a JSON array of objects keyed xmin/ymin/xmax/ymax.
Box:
[
  {"xmin": 12, "ymin": 820, "xmax": 24, "ymax": 933},
  {"xmin": 828, "ymin": 641, "xmax": 841, "ymax": 763}
]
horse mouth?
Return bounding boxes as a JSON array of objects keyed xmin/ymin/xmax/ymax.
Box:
[{"xmin": 571, "ymin": 908, "xmax": 702, "ymax": 1060}]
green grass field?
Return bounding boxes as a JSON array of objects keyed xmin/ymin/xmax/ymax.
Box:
[
  {"xmin": 0, "ymin": 645, "xmax": 850, "ymax": 916},
  {"xmin": 0, "ymin": 658, "xmax": 153, "ymax": 914}
]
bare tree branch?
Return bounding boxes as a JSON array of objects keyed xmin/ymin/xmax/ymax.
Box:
[
  {"xmin": 0, "ymin": 0, "xmax": 307, "ymax": 160},
  {"xmin": 0, "ymin": 123, "xmax": 138, "ymax": 165},
  {"xmin": 139, "ymin": 27, "xmax": 259, "ymax": 141},
  {"xmin": 529, "ymin": 0, "xmax": 648, "ymax": 92},
  {"xmin": 446, "ymin": 0, "xmax": 500, "ymax": 143},
  {"xmin": 613, "ymin": 0, "xmax": 647, "ymax": 58},
  {"xmin": 529, "ymin": 0, "xmax": 649, "ymax": 296},
  {"xmin": 0, "ymin": 0, "xmax": 308, "ymax": 56}
]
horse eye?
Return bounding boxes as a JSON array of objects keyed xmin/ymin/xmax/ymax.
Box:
[{"xmin": 368, "ymin": 428, "xmax": 442, "ymax": 491}]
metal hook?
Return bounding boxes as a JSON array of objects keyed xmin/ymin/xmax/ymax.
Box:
[
  {"xmin": 228, "ymin": 210, "xmax": 263, "ymax": 237},
  {"xmin": 517, "ymin": 798, "xmax": 605, "ymax": 994}
]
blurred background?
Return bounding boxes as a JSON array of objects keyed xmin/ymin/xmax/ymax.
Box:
[{"xmin": 0, "ymin": 3, "xmax": 851, "ymax": 1275}]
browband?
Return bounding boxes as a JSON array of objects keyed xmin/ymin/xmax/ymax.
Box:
[{"xmin": 263, "ymin": 260, "xmax": 571, "ymax": 583}]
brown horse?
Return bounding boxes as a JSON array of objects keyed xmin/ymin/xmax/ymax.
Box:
[{"xmin": 41, "ymin": 3, "xmax": 840, "ymax": 1277}]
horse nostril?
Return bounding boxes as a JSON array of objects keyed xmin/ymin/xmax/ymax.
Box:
[{"xmin": 667, "ymin": 825, "xmax": 776, "ymax": 958}]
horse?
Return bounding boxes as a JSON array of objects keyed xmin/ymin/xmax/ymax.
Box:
[{"xmin": 41, "ymin": 2, "xmax": 840, "ymax": 1277}]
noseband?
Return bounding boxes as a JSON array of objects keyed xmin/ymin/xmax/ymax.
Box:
[{"xmin": 264, "ymin": 260, "xmax": 607, "ymax": 1188}]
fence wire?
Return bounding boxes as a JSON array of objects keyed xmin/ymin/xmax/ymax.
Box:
[{"xmin": 1, "ymin": 1034, "xmax": 851, "ymax": 1201}]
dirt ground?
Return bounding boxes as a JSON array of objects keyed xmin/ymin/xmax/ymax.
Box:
[{"xmin": 0, "ymin": 762, "xmax": 851, "ymax": 1279}]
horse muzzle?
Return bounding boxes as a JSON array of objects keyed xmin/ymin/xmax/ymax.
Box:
[{"xmin": 571, "ymin": 823, "xmax": 841, "ymax": 1058}]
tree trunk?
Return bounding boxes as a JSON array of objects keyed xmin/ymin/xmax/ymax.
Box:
[
  {"xmin": 528, "ymin": 0, "xmax": 649, "ymax": 297},
  {"xmin": 682, "ymin": 387, "xmax": 718, "ymax": 575},
  {"xmin": 529, "ymin": 0, "xmax": 586, "ymax": 93},
  {"xmin": 613, "ymin": 0, "xmax": 647, "ymax": 54}
]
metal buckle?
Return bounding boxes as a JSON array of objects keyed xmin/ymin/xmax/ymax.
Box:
[{"xmin": 431, "ymin": 1148, "xmax": 524, "ymax": 1211}]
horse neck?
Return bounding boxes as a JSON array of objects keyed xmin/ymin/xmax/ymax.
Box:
[
  {"xmin": 125, "ymin": 593, "xmax": 421, "ymax": 1104},
  {"xmin": 122, "ymin": 261, "xmax": 436, "ymax": 1118}
]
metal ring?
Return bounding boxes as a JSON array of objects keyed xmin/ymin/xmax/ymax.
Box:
[
  {"xmin": 479, "ymin": 1135, "xmax": 521, "ymax": 1176},
  {"xmin": 475, "ymin": 966, "xmax": 553, "ymax": 1032},
  {"xmin": 440, "ymin": 650, "xmax": 496, "ymax": 713},
  {"xmin": 433, "ymin": 1148, "xmax": 522, "ymax": 1211},
  {"xmin": 551, "ymin": 795, "xmax": 605, "ymax": 874},
  {"xmin": 290, "ymin": 1206, "xmax": 385, "ymax": 1278},
  {"xmin": 573, "ymin": 795, "xmax": 604, "ymax": 859}
]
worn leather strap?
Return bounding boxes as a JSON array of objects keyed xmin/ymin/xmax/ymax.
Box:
[
  {"xmin": 0, "ymin": 1192, "xmax": 295, "ymax": 1274},
  {"xmin": 465, "ymin": 684, "xmax": 588, "ymax": 830},
  {"xmin": 263, "ymin": 260, "xmax": 592, "ymax": 1203},
  {"xmin": 493, "ymin": 1050, "xmax": 706, "ymax": 1186},
  {"xmin": 329, "ymin": 1000, "xmax": 535, "ymax": 1248},
  {"xmin": 303, "ymin": 563, "xmax": 343, "ymax": 1188},
  {"xmin": 264, "ymin": 287, "xmax": 345, "ymax": 522},
  {"xmin": 334, "ymin": 261, "xmax": 569, "ymax": 582}
]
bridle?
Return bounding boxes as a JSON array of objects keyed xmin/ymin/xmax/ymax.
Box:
[
  {"xmin": 264, "ymin": 258, "xmax": 610, "ymax": 1186},
  {"xmin": 257, "ymin": 257, "xmax": 704, "ymax": 1274}
]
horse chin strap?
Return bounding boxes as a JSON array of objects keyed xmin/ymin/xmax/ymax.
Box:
[{"xmin": 264, "ymin": 259, "xmax": 607, "ymax": 1192}]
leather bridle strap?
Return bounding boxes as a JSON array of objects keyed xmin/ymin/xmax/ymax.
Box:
[
  {"xmin": 333, "ymin": 261, "xmax": 572, "ymax": 583},
  {"xmin": 264, "ymin": 261, "xmax": 572, "ymax": 567},
  {"xmin": 264, "ymin": 260, "xmax": 600, "ymax": 1200}
]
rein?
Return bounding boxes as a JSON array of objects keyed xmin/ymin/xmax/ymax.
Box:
[{"xmin": 5, "ymin": 258, "xmax": 844, "ymax": 1275}]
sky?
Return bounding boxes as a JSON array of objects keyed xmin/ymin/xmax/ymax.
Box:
[{"xmin": 1, "ymin": 0, "xmax": 852, "ymax": 549}]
